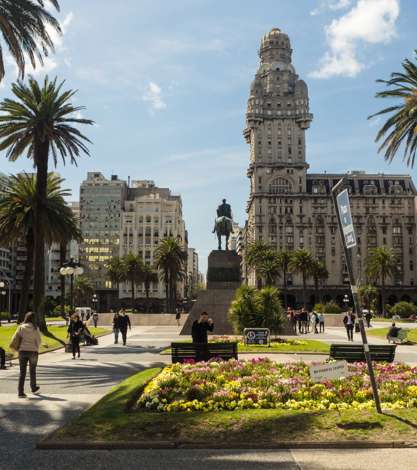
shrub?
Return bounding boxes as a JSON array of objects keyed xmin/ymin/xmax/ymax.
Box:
[
  {"xmin": 52, "ymin": 305, "xmax": 71, "ymax": 316},
  {"xmin": 313, "ymin": 303, "xmax": 324, "ymax": 313},
  {"xmin": 322, "ymin": 302, "xmax": 342, "ymax": 314},
  {"xmin": 0, "ymin": 311, "xmax": 11, "ymax": 321},
  {"xmin": 228, "ymin": 285, "xmax": 284, "ymax": 334},
  {"xmin": 390, "ymin": 301, "xmax": 417, "ymax": 318}
]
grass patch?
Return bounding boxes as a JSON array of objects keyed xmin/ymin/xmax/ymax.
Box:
[
  {"xmin": 368, "ymin": 326, "xmax": 417, "ymax": 343},
  {"xmin": 52, "ymin": 368, "xmax": 417, "ymax": 444},
  {"xmin": 0, "ymin": 324, "xmax": 110, "ymax": 356},
  {"xmin": 162, "ymin": 338, "xmax": 329, "ymax": 355},
  {"xmin": 373, "ymin": 317, "xmax": 413, "ymax": 324}
]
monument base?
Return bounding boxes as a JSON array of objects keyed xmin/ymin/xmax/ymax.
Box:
[{"xmin": 181, "ymin": 250, "xmax": 241, "ymax": 336}]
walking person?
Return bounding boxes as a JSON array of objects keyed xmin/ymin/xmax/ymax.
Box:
[
  {"xmin": 175, "ymin": 307, "xmax": 181, "ymax": 327},
  {"xmin": 318, "ymin": 312, "xmax": 325, "ymax": 333},
  {"xmin": 312, "ymin": 311, "xmax": 319, "ymax": 334},
  {"xmin": 92, "ymin": 311, "xmax": 99, "ymax": 328},
  {"xmin": 118, "ymin": 310, "xmax": 131, "ymax": 346},
  {"xmin": 0, "ymin": 346, "xmax": 7, "ymax": 369},
  {"xmin": 364, "ymin": 310, "xmax": 373, "ymax": 328},
  {"xmin": 67, "ymin": 313, "xmax": 84, "ymax": 359},
  {"xmin": 9, "ymin": 312, "xmax": 41, "ymax": 398},
  {"xmin": 113, "ymin": 312, "xmax": 121, "ymax": 344},
  {"xmin": 343, "ymin": 310, "xmax": 356, "ymax": 341}
]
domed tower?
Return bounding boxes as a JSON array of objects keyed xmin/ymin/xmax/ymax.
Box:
[{"xmin": 244, "ymin": 28, "xmax": 313, "ymax": 253}]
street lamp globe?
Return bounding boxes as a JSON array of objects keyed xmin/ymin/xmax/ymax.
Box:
[
  {"xmin": 74, "ymin": 267, "xmax": 84, "ymax": 276},
  {"xmin": 59, "ymin": 267, "xmax": 68, "ymax": 276},
  {"xmin": 0, "ymin": 281, "xmax": 4, "ymax": 288},
  {"xmin": 66, "ymin": 267, "xmax": 75, "ymax": 275}
]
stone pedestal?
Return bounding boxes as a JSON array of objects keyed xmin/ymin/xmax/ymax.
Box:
[{"xmin": 181, "ymin": 250, "xmax": 241, "ymax": 336}]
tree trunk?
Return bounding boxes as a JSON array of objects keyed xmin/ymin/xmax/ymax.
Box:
[
  {"xmin": 59, "ymin": 242, "xmax": 67, "ymax": 318},
  {"xmin": 164, "ymin": 270, "xmax": 169, "ymax": 313},
  {"xmin": 131, "ymin": 279, "xmax": 135, "ymax": 310},
  {"xmin": 302, "ymin": 272, "xmax": 307, "ymax": 309},
  {"xmin": 18, "ymin": 231, "xmax": 35, "ymax": 323},
  {"xmin": 32, "ymin": 140, "xmax": 49, "ymax": 332},
  {"xmin": 381, "ymin": 276, "xmax": 386, "ymax": 317},
  {"xmin": 145, "ymin": 281, "xmax": 150, "ymax": 312},
  {"xmin": 282, "ymin": 270, "xmax": 287, "ymax": 309}
]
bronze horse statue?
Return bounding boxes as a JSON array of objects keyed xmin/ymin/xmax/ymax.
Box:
[{"xmin": 213, "ymin": 215, "xmax": 233, "ymax": 250}]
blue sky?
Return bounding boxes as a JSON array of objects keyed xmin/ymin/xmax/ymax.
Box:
[{"xmin": 0, "ymin": 0, "xmax": 416, "ymax": 272}]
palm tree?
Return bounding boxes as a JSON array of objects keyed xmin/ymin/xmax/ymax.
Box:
[
  {"xmin": 123, "ymin": 253, "xmax": 144, "ymax": 309},
  {"xmin": 0, "ymin": 76, "xmax": 93, "ymax": 327},
  {"xmin": 155, "ymin": 237, "xmax": 186, "ymax": 313},
  {"xmin": 310, "ymin": 260, "xmax": 329, "ymax": 304},
  {"xmin": 106, "ymin": 256, "xmax": 127, "ymax": 292},
  {"xmin": 276, "ymin": 249, "xmax": 292, "ymax": 308},
  {"xmin": 290, "ymin": 249, "xmax": 314, "ymax": 309},
  {"xmin": 257, "ymin": 252, "xmax": 281, "ymax": 287},
  {"xmin": 368, "ymin": 50, "xmax": 417, "ymax": 167},
  {"xmin": 245, "ymin": 240, "xmax": 274, "ymax": 287},
  {"xmin": 0, "ymin": 0, "xmax": 61, "ymax": 81},
  {"xmin": 0, "ymin": 172, "xmax": 81, "ymax": 323},
  {"xmin": 366, "ymin": 247, "xmax": 398, "ymax": 316},
  {"xmin": 73, "ymin": 275, "xmax": 94, "ymax": 307},
  {"xmin": 140, "ymin": 264, "xmax": 159, "ymax": 312}
]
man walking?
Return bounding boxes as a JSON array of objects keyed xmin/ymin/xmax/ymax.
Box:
[
  {"xmin": 343, "ymin": 310, "xmax": 356, "ymax": 341},
  {"xmin": 119, "ymin": 310, "xmax": 131, "ymax": 346}
]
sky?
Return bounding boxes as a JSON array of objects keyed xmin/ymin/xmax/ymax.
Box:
[{"xmin": 0, "ymin": 0, "xmax": 416, "ymax": 272}]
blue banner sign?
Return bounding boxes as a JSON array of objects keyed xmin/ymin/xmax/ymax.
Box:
[{"xmin": 336, "ymin": 189, "xmax": 356, "ymax": 249}]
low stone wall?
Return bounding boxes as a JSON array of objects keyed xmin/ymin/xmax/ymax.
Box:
[
  {"xmin": 322, "ymin": 313, "xmax": 345, "ymax": 327},
  {"xmin": 91, "ymin": 313, "xmax": 188, "ymax": 327}
]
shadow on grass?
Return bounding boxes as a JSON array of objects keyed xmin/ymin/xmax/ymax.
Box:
[
  {"xmin": 43, "ymin": 329, "xmax": 66, "ymax": 346},
  {"xmin": 382, "ymin": 411, "xmax": 417, "ymax": 430}
]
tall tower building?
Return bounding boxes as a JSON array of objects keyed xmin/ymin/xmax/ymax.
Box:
[{"xmin": 244, "ymin": 28, "xmax": 417, "ymax": 306}]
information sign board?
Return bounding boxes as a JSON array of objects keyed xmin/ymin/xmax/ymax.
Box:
[
  {"xmin": 336, "ymin": 189, "xmax": 356, "ymax": 248},
  {"xmin": 243, "ymin": 328, "xmax": 270, "ymax": 346}
]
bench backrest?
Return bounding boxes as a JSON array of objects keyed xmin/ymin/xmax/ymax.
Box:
[
  {"xmin": 330, "ymin": 343, "xmax": 396, "ymax": 362},
  {"xmin": 171, "ymin": 342, "xmax": 238, "ymax": 363}
]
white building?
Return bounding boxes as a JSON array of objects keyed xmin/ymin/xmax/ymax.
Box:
[{"xmin": 187, "ymin": 248, "xmax": 199, "ymax": 298}]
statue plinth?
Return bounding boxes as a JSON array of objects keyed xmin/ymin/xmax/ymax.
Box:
[{"xmin": 181, "ymin": 250, "xmax": 241, "ymax": 335}]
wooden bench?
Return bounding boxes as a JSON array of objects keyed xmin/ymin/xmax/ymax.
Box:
[
  {"xmin": 330, "ymin": 343, "xmax": 396, "ymax": 363},
  {"xmin": 171, "ymin": 342, "xmax": 238, "ymax": 363}
]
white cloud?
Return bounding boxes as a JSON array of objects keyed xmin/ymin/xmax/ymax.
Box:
[
  {"xmin": 310, "ymin": 0, "xmax": 399, "ymax": 79},
  {"xmin": 142, "ymin": 82, "xmax": 167, "ymax": 112},
  {"xmin": 311, "ymin": 0, "xmax": 352, "ymax": 15}
]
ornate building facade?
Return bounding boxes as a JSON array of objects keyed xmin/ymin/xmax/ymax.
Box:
[{"xmin": 244, "ymin": 28, "xmax": 417, "ymax": 306}]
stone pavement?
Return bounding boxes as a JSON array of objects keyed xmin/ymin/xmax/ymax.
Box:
[{"xmin": 2, "ymin": 324, "xmax": 417, "ymax": 470}]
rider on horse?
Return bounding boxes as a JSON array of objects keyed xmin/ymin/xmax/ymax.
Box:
[{"xmin": 213, "ymin": 199, "xmax": 233, "ymax": 250}]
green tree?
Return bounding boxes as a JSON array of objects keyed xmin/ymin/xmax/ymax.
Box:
[
  {"xmin": 123, "ymin": 253, "xmax": 144, "ymax": 308},
  {"xmin": 0, "ymin": 76, "xmax": 93, "ymax": 327},
  {"xmin": 366, "ymin": 246, "xmax": 398, "ymax": 316},
  {"xmin": 228, "ymin": 284, "xmax": 284, "ymax": 334},
  {"xmin": 290, "ymin": 249, "xmax": 314, "ymax": 309},
  {"xmin": 106, "ymin": 256, "xmax": 127, "ymax": 291},
  {"xmin": 310, "ymin": 260, "xmax": 329, "ymax": 304},
  {"xmin": 0, "ymin": 172, "xmax": 80, "ymax": 323},
  {"xmin": 155, "ymin": 237, "xmax": 186, "ymax": 313},
  {"xmin": 276, "ymin": 249, "xmax": 292, "ymax": 308},
  {"xmin": 0, "ymin": 0, "xmax": 61, "ymax": 81},
  {"xmin": 140, "ymin": 264, "xmax": 159, "ymax": 312},
  {"xmin": 257, "ymin": 251, "xmax": 281, "ymax": 287},
  {"xmin": 245, "ymin": 240, "xmax": 273, "ymax": 286},
  {"xmin": 73, "ymin": 275, "xmax": 94, "ymax": 307},
  {"xmin": 368, "ymin": 50, "xmax": 417, "ymax": 167},
  {"xmin": 390, "ymin": 301, "xmax": 417, "ymax": 319}
]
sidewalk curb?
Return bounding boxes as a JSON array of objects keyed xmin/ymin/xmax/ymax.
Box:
[{"xmin": 36, "ymin": 439, "xmax": 417, "ymax": 450}]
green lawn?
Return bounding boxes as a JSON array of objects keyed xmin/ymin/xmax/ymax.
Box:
[
  {"xmin": 0, "ymin": 324, "xmax": 110, "ymax": 355},
  {"xmin": 367, "ymin": 326, "xmax": 417, "ymax": 343},
  {"xmin": 51, "ymin": 368, "xmax": 417, "ymax": 445},
  {"xmin": 162, "ymin": 338, "xmax": 330, "ymax": 355},
  {"xmin": 373, "ymin": 317, "xmax": 414, "ymax": 324}
]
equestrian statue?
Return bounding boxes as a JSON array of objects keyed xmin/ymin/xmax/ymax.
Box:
[{"xmin": 212, "ymin": 198, "xmax": 233, "ymax": 250}]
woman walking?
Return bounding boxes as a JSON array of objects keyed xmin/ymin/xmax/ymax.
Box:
[
  {"xmin": 67, "ymin": 313, "xmax": 84, "ymax": 359},
  {"xmin": 9, "ymin": 312, "xmax": 41, "ymax": 398}
]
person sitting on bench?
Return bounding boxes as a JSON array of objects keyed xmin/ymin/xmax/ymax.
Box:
[
  {"xmin": 387, "ymin": 323, "xmax": 401, "ymax": 343},
  {"xmin": 0, "ymin": 347, "xmax": 6, "ymax": 369}
]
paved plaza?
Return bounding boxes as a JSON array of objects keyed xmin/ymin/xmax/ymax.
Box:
[{"xmin": 2, "ymin": 324, "xmax": 417, "ymax": 469}]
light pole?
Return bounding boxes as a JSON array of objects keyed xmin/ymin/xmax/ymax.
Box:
[
  {"xmin": 343, "ymin": 293, "xmax": 350, "ymax": 311},
  {"xmin": 0, "ymin": 280, "xmax": 11, "ymax": 322},
  {"xmin": 59, "ymin": 259, "xmax": 84, "ymax": 314},
  {"xmin": 92, "ymin": 293, "xmax": 98, "ymax": 312}
]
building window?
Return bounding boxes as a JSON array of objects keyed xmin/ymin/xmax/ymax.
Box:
[{"xmin": 269, "ymin": 178, "xmax": 292, "ymax": 194}]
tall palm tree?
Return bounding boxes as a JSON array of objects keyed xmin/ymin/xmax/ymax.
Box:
[
  {"xmin": 0, "ymin": 172, "xmax": 81, "ymax": 323},
  {"xmin": 140, "ymin": 264, "xmax": 159, "ymax": 312},
  {"xmin": 0, "ymin": 0, "xmax": 61, "ymax": 81},
  {"xmin": 257, "ymin": 251, "xmax": 281, "ymax": 287},
  {"xmin": 106, "ymin": 256, "xmax": 127, "ymax": 292},
  {"xmin": 310, "ymin": 260, "xmax": 329, "ymax": 304},
  {"xmin": 73, "ymin": 275, "xmax": 94, "ymax": 307},
  {"xmin": 245, "ymin": 240, "xmax": 274, "ymax": 287},
  {"xmin": 368, "ymin": 51, "xmax": 417, "ymax": 167},
  {"xmin": 276, "ymin": 249, "xmax": 292, "ymax": 308},
  {"xmin": 290, "ymin": 249, "xmax": 314, "ymax": 309},
  {"xmin": 123, "ymin": 253, "xmax": 144, "ymax": 309},
  {"xmin": 0, "ymin": 76, "xmax": 93, "ymax": 327},
  {"xmin": 155, "ymin": 237, "xmax": 186, "ymax": 313},
  {"xmin": 366, "ymin": 247, "xmax": 398, "ymax": 316}
]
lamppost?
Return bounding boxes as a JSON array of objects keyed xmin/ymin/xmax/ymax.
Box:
[
  {"xmin": 343, "ymin": 293, "xmax": 350, "ymax": 311},
  {"xmin": 0, "ymin": 280, "xmax": 11, "ymax": 322},
  {"xmin": 59, "ymin": 259, "xmax": 83, "ymax": 313},
  {"xmin": 92, "ymin": 293, "xmax": 98, "ymax": 312}
]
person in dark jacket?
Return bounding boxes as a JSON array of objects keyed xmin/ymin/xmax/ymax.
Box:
[
  {"xmin": 191, "ymin": 312, "xmax": 214, "ymax": 343},
  {"xmin": 0, "ymin": 346, "xmax": 6, "ymax": 369},
  {"xmin": 113, "ymin": 312, "xmax": 121, "ymax": 344},
  {"xmin": 67, "ymin": 313, "xmax": 84, "ymax": 359},
  {"xmin": 118, "ymin": 310, "xmax": 131, "ymax": 346},
  {"xmin": 343, "ymin": 311, "xmax": 356, "ymax": 341}
]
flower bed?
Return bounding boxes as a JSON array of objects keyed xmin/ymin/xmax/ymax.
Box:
[{"xmin": 138, "ymin": 358, "xmax": 417, "ymax": 412}]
